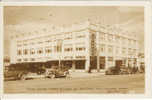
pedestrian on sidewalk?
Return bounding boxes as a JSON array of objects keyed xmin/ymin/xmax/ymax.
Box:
[{"xmin": 88, "ymin": 66, "xmax": 92, "ymax": 73}]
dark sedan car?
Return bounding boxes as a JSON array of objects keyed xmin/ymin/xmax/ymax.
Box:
[
  {"xmin": 45, "ymin": 66, "xmax": 70, "ymax": 79},
  {"xmin": 105, "ymin": 66, "xmax": 120, "ymax": 75},
  {"xmin": 4, "ymin": 67, "xmax": 28, "ymax": 81}
]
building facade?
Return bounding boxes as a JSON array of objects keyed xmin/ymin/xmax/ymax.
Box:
[{"xmin": 9, "ymin": 20, "xmax": 139, "ymax": 72}]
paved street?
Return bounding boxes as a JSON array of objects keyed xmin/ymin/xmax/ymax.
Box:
[{"xmin": 4, "ymin": 74, "xmax": 144, "ymax": 94}]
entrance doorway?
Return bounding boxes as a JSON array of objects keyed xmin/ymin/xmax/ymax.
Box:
[
  {"xmin": 99, "ymin": 56, "xmax": 105, "ymax": 69},
  {"xmin": 115, "ymin": 60, "xmax": 123, "ymax": 69},
  {"xmin": 75, "ymin": 60, "xmax": 85, "ymax": 69}
]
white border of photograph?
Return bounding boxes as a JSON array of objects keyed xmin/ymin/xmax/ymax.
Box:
[{"xmin": 0, "ymin": 0, "xmax": 152, "ymax": 99}]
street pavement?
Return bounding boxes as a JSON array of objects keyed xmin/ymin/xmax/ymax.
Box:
[{"xmin": 4, "ymin": 73, "xmax": 144, "ymax": 94}]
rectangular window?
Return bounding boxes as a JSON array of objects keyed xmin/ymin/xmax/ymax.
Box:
[
  {"xmin": 116, "ymin": 36, "xmax": 120, "ymax": 43},
  {"xmin": 24, "ymin": 58, "xmax": 28, "ymax": 61},
  {"xmin": 30, "ymin": 49, "xmax": 35, "ymax": 55},
  {"xmin": 128, "ymin": 48, "xmax": 132, "ymax": 55},
  {"xmin": 37, "ymin": 48, "xmax": 43, "ymax": 54},
  {"xmin": 128, "ymin": 39, "xmax": 131, "ymax": 45},
  {"xmin": 108, "ymin": 34, "xmax": 113, "ymax": 42},
  {"xmin": 45, "ymin": 48, "xmax": 52, "ymax": 53},
  {"xmin": 31, "ymin": 58, "xmax": 35, "ymax": 61},
  {"xmin": 17, "ymin": 50, "xmax": 22, "ymax": 55},
  {"xmin": 64, "ymin": 33, "xmax": 72, "ymax": 40},
  {"xmin": 17, "ymin": 44, "xmax": 22, "ymax": 47},
  {"xmin": 133, "ymin": 49, "xmax": 136, "ymax": 54},
  {"xmin": 108, "ymin": 45, "xmax": 113, "ymax": 53},
  {"xmin": 100, "ymin": 44, "xmax": 105, "ymax": 52},
  {"xmin": 76, "ymin": 32, "xmax": 85, "ymax": 39},
  {"xmin": 122, "ymin": 48, "xmax": 126, "ymax": 54},
  {"xmin": 23, "ymin": 49, "xmax": 28, "ymax": 55},
  {"xmin": 115, "ymin": 47, "xmax": 119, "ymax": 54},
  {"xmin": 108, "ymin": 57, "xmax": 113, "ymax": 61},
  {"xmin": 64, "ymin": 48, "xmax": 73, "ymax": 52},
  {"xmin": 76, "ymin": 47, "xmax": 85, "ymax": 51},
  {"xmin": 17, "ymin": 59, "xmax": 21, "ymax": 62},
  {"xmin": 99, "ymin": 33, "xmax": 105, "ymax": 41}
]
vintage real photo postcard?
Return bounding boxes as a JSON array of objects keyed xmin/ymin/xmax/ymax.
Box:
[{"xmin": 1, "ymin": 1, "xmax": 152, "ymax": 98}]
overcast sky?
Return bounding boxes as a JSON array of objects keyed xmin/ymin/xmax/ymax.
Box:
[{"xmin": 4, "ymin": 6, "xmax": 144, "ymax": 57}]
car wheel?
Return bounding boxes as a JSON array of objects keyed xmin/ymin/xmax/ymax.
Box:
[
  {"xmin": 20, "ymin": 74, "xmax": 26, "ymax": 80},
  {"xmin": 51, "ymin": 74, "xmax": 55, "ymax": 79},
  {"xmin": 66, "ymin": 74, "xmax": 71, "ymax": 79}
]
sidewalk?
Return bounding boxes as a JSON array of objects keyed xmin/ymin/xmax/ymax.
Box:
[{"xmin": 69, "ymin": 71, "xmax": 105, "ymax": 78}]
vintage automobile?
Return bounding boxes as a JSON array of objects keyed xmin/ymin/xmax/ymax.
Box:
[
  {"xmin": 105, "ymin": 65, "xmax": 140, "ymax": 75},
  {"xmin": 119, "ymin": 67, "xmax": 130, "ymax": 75},
  {"xmin": 105, "ymin": 66, "xmax": 120, "ymax": 75},
  {"xmin": 4, "ymin": 68, "xmax": 45, "ymax": 81},
  {"xmin": 45, "ymin": 66, "xmax": 70, "ymax": 79},
  {"xmin": 4, "ymin": 67, "xmax": 28, "ymax": 81},
  {"xmin": 4, "ymin": 63, "xmax": 46, "ymax": 81}
]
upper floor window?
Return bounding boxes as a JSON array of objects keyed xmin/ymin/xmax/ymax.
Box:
[
  {"xmin": 64, "ymin": 33, "xmax": 73, "ymax": 40},
  {"xmin": 23, "ymin": 49, "xmax": 28, "ymax": 55},
  {"xmin": 128, "ymin": 39, "xmax": 131, "ymax": 45},
  {"xmin": 128, "ymin": 48, "xmax": 132, "ymax": 55},
  {"xmin": 100, "ymin": 44, "xmax": 105, "ymax": 52},
  {"xmin": 45, "ymin": 47, "xmax": 52, "ymax": 53},
  {"xmin": 31, "ymin": 58, "xmax": 35, "ymax": 61},
  {"xmin": 37, "ymin": 48, "xmax": 43, "ymax": 54},
  {"xmin": 108, "ymin": 45, "xmax": 113, "ymax": 53},
  {"xmin": 76, "ymin": 47, "xmax": 85, "ymax": 51},
  {"xmin": 17, "ymin": 59, "xmax": 21, "ymax": 62},
  {"xmin": 108, "ymin": 57, "xmax": 113, "ymax": 61},
  {"xmin": 115, "ymin": 36, "xmax": 120, "ymax": 43},
  {"xmin": 75, "ymin": 32, "xmax": 86, "ymax": 39},
  {"xmin": 99, "ymin": 33, "xmax": 105, "ymax": 41},
  {"xmin": 107, "ymin": 34, "xmax": 113, "ymax": 42},
  {"xmin": 64, "ymin": 48, "xmax": 73, "ymax": 52},
  {"xmin": 17, "ymin": 44, "xmax": 22, "ymax": 47},
  {"xmin": 115, "ymin": 47, "xmax": 120, "ymax": 54},
  {"xmin": 17, "ymin": 50, "xmax": 22, "ymax": 55},
  {"xmin": 54, "ymin": 45, "xmax": 61, "ymax": 53},
  {"xmin": 24, "ymin": 58, "xmax": 28, "ymax": 61},
  {"xmin": 122, "ymin": 48, "xmax": 126, "ymax": 54},
  {"xmin": 30, "ymin": 49, "xmax": 35, "ymax": 55}
]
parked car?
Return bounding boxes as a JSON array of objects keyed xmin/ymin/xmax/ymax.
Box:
[
  {"xmin": 105, "ymin": 66, "xmax": 120, "ymax": 75},
  {"xmin": 130, "ymin": 66, "xmax": 139, "ymax": 74},
  {"xmin": 139, "ymin": 63, "xmax": 145, "ymax": 73},
  {"xmin": 4, "ymin": 64, "xmax": 45, "ymax": 81},
  {"xmin": 4, "ymin": 67, "xmax": 28, "ymax": 81},
  {"xmin": 119, "ymin": 67, "xmax": 130, "ymax": 75},
  {"xmin": 45, "ymin": 66, "xmax": 70, "ymax": 79}
]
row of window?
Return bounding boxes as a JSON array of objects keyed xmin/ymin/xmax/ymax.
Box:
[
  {"xmin": 100, "ymin": 44, "xmax": 137, "ymax": 55},
  {"xmin": 99, "ymin": 33, "xmax": 137, "ymax": 45},
  {"xmin": 17, "ymin": 58, "xmax": 35, "ymax": 62},
  {"xmin": 16, "ymin": 32, "xmax": 86, "ymax": 47},
  {"xmin": 17, "ymin": 47, "xmax": 86, "ymax": 55},
  {"xmin": 14, "ymin": 29, "xmax": 87, "ymax": 39},
  {"xmin": 17, "ymin": 56, "xmax": 86, "ymax": 62}
]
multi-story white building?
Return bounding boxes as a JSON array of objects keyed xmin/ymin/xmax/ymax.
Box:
[{"xmin": 9, "ymin": 20, "xmax": 139, "ymax": 72}]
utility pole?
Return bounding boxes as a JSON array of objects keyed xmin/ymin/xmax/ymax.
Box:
[
  {"xmin": 96, "ymin": 32, "xmax": 100, "ymax": 72},
  {"xmin": 58, "ymin": 39, "xmax": 62, "ymax": 68}
]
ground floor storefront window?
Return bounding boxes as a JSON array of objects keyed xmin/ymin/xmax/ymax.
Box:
[
  {"xmin": 99, "ymin": 56, "xmax": 105, "ymax": 69},
  {"xmin": 75, "ymin": 60, "xmax": 85, "ymax": 69}
]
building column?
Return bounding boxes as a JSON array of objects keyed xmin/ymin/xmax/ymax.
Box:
[
  {"xmin": 105, "ymin": 56, "xmax": 109, "ymax": 69},
  {"xmin": 85, "ymin": 28, "xmax": 90, "ymax": 72},
  {"xmin": 96, "ymin": 32, "xmax": 100, "ymax": 72},
  {"xmin": 126, "ymin": 58, "xmax": 128, "ymax": 67},
  {"xmin": 85, "ymin": 57, "xmax": 90, "ymax": 72},
  {"xmin": 97, "ymin": 56, "xmax": 100, "ymax": 72},
  {"xmin": 72, "ymin": 61, "xmax": 76, "ymax": 72}
]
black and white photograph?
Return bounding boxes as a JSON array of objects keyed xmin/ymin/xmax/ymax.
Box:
[{"xmin": 3, "ymin": 5, "xmax": 146, "ymax": 94}]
